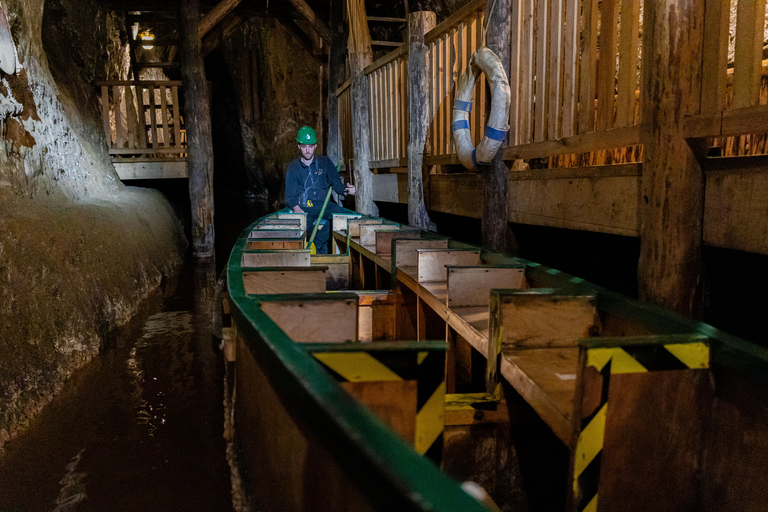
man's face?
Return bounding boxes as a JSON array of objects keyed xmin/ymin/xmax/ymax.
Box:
[{"xmin": 299, "ymin": 143, "xmax": 317, "ymax": 161}]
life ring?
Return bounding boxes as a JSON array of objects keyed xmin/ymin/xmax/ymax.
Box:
[{"xmin": 451, "ymin": 47, "xmax": 510, "ymax": 170}]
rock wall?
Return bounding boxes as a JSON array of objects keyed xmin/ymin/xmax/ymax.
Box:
[
  {"xmin": 212, "ymin": 18, "xmax": 323, "ymax": 211},
  {"xmin": 0, "ymin": 0, "xmax": 185, "ymax": 452}
]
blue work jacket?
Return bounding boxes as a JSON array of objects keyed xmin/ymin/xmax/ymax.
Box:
[{"xmin": 285, "ymin": 155, "xmax": 345, "ymax": 216}]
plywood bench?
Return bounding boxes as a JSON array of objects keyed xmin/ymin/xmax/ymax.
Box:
[
  {"xmin": 311, "ymin": 254, "xmax": 351, "ymax": 290},
  {"xmin": 391, "ymin": 238, "xmax": 449, "ymax": 277},
  {"xmin": 486, "ymin": 289, "xmax": 601, "ymax": 445},
  {"xmin": 375, "ymin": 227, "xmax": 421, "ymax": 255},
  {"xmin": 242, "ymin": 267, "xmax": 327, "ymax": 295},
  {"xmin": 349, "ymin": 290, "xmax": 401, "ymax": 342},
  {"xmin": 303, "ymin": 340, "xmax": 447, "ymax": 459},
  {"xmin": 256, "ymin": 293, "xmax": 358, "ymax": 343},
  {"xmin": 277, "ymin": 212, "xmax": 307, "ymax": 232},
  {"xmin": 246, "ymin": 238, "xmax": 305, "ymax": 251},
  {"xmin": 332, "ymin": 213, "xmax": 362, "ymax": 234},
  {"xmin": 347, "ymin": 218, "xmax": 385, "ymax": 238},
  {"xmin": 416, "ymin": 249, "xmax": 481, "ymax": 283},
  {"xmin": 241, "ymin": 249, "xmax": 311, "ymax": 268}
]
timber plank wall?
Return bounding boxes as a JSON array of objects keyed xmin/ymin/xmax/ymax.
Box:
[{"xmin": 370, "ymin": 165, "xmax": 768, "ymax": 256}]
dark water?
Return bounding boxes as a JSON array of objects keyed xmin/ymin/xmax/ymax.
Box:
[{"xmin": 0, "ymin": 263, "xmax": 233, "ymax": 512}]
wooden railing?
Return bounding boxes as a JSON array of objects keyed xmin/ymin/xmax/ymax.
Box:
[
  {"xmin": 97, "ymin": 81, "xmax": 186, "ymax": 159},
  {"xmin": 337, "ymin": 78, "xmax": 354, "ymax": 169},
  {"xmin": 344, "ymin": 0, "xmax": 768, "ymax": 171}
]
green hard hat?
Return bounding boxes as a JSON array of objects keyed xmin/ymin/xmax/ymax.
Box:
[{"xmin": 296, "ymin": 126, "xmax": 317, "ymax": 144}]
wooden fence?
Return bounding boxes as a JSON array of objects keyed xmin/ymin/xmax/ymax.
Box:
[
  {"xmin": 340, "ymin": 0, "xmax": 768, "ymax": 171},
  {"xmin": 97, "ymin": 81, "xmax": 186, "ymax": 159}
]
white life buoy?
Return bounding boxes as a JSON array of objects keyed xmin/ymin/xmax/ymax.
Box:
[{"xmin": 452, "ymin": 47, "xmax": 511, "ymax": 170}]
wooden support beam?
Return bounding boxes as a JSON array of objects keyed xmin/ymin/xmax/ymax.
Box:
[
  {"xmin": 327, "ymin": 0, "xmax": 348, "ymax": 166},
  {"xmin": 407, "ymin": 11, "xmax": 437, "ymax": 231},
  {"xmin": 347, "ymin": 0, "xmax": 377, "ymax": 216},
  {"xmin": 482, "ymin": 0, "xmax": 515, "ymax": 253},
  {"xmin": 181, "ymin": 0, "xmax": 215, "ymax": 258},
  {"xmin": 198, "ymin": 0, "xmax": 243, "ymax": 39},
  {"xmin": 639, "ymin": 0, "xmax": 705, "ymax": 316},
  {"xmin": 201, "ymin": 12, "xmax": 244, "ymax": 56},
  {"xmin": 285, "ymin": 0, "xmax": 332, "ymax": 45}
]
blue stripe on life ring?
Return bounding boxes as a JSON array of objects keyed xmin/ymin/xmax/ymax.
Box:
[
  {"xmin": 484, "ymin": 125, "xmax": 508, "ymax": 141},
  {"xmin": 452, "ymin": 120, "xmax": 470, "ymax": 131},
  {"xmin": 453, "ymin": 99, "xmax": 472, "ymax": 112}
]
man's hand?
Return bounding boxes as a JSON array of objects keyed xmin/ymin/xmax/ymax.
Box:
[
  {"xmin": 345, "ymin": 183, "xmax": 356, "ymax": 195},
  {"xmin": 292, "ymin": 205, "xmax": 305, "ymax": 213}
]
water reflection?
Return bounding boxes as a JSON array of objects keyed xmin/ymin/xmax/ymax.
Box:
[{"xmin": 0, "ymin": 262, "xmax": 232, "ymax": 511}]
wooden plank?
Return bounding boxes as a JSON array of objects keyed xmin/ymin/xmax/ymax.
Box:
[
  {"xmin": 312, "ymin": 254, "xmax": 351, "ymax": 290},
  {"xmin": 277, "ymin": 212, "xmax": 308, "ymax": 233},
  {"xmin": 242, "ymin": 267, "xmax": 327, "ymax": 295},
  {"xmin": 416, "ymin": 249, "xmax": 481, "ymax": 282},
  {"xmin": 446, "ymin": 266, "xmax": 526, "ymax": 308},
  {"xmin": 260, "ymin": 298, "xmax": 357, "ymax": 343},
  {"xmin": 241, "ymin": 250, "xmax": 311, "ymax": 267},
  {"xmin": 547, "ymin": 0, "xmax": 563, "ymax": 139},
  {"xmin": 616, "ymin": 0, "xmax": 640, "ymax": 127},
  {"xmin": 392, "ymin": 62, "xmax": 399, "ymax": 159},
  {"xmin": 360, "ymin": 224, "xmax": 400, "ymax": 246},
  {"xmin": 160, "ymin": 85, "xmax": 170, "ymax": 148},
  {"xmin": 126, "ymin": 86, "xmax": 136, "ymax": 149},
  {"xmin": 596, "ymin": 0, "xmax": 619, "ymax": 131},
  {"xmin": 109, "ymin": 147, "xmax": 187, "ymax": 155},
  {"xmin": 332, "ymin": 213, "xmax": 362, "ymax": 233},
  {"xmin": 501, "ymin": 125, "xmax": 641, "ymax": 160},
  {"xmin": 171, "ymin": 85, "xmax": 181, "ymax": 149},
  {"xmin": 700, "ymin": 0, "xmax": 729, "ymax": 115},
  {"xmin": 348, "ymin": 218, "xmax": 384, "ymax": 237},
  {"xmin": 578, "ymin": 0, "xmax": 598, "ymax": 134},
  {"xmin": 148, "ymin": 86, "xmax": 158, "ymax": 148},
  {"xmin": 342, "ymin": 380, "xmax": 417, "ymax": 443},
  {"xmin": 135, "ymin": 85, "xmax": 148, "ymax": 149},
  {"xmin": 393, "ymin": 239, "xmax": 449, "ymax": 268},
  {"xmin": 112, "ymin": 161, "xmax": 188, "ymax": 180},
  {"xmin": 444, "ymin": 31, "xmax": 452, "ymax": 155},
  {"xmin": 375, "ymin": 228, "xmax": 421, "ymax": 255},
  {"xmin": 732, "ymin": 0, "xmax": 767, "ymax": 109},
  {"xmin": 245, "ymin": 240, "xmax": 304, "ymax": 251},
  {"xmin": 249, "ymin": 229, "xmax": 304, "ymax": 239},
  {"xmin": 533, "ymin": 0, "xmax": 548, "ymax": 142},
  {"xmin": 474, "ymin": 11, "xmax": 484, "ymax": 145},
  {"xmin": 519, "ymin": 0, "xmax": 535, "ymax": 143},
  {"xmin": 354, "ymin": 291, "xmax": 399, "ymax": 342},
  {"xmin": 96, "ymin": 80, "xmax": 184, "ymax": 86},
  {"xmin": 493, "ymin": 290, "xmax": 599, "ymax": 349},
  {"xmin": 198, "ymin": 0, "xmax": 243, "ymax": 38},
  {"xmin": 507, "ymin": 4, "xmax": 520, "ymax": 145},
  {"xmin": 101, "ymin": 86, "xmax": 111, "ymax": 147},
  {"xmin": 113, "ymin": 85, "xmax": 123, "ymax": 148},
  {"xmin": 560, "ymin": 0, "xmax": 578, "ymax": 137},
  {"xmin": 284, "ymin": 0, "xmax": 332, "ymax": 44}
]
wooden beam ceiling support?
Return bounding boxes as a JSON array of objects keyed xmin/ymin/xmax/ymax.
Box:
[
  {"xmin": 275, "ymin": 15, "xmax": 326, "ymax": 63},
  {"xmin": 284, "ymin": 0, "xmax": 331, "ymax": 45},
  {"xmin": 198, "ymin": 0, "xmax": 243, "ymax": 38},
  {"xmin": 201, "ymin": 12, "xmax": 244, "ymax": 56}
]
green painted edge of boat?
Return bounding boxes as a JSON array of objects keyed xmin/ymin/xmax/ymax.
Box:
[{"xmin": 227, "ymin": 210, "xmax": 491, "ymax": 512}]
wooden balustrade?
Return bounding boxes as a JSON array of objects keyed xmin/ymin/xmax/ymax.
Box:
[
  {"xmin": 345, "ymin": 0, "xmax": 768, "ymax": 170},
  {"xmin": 97, "ymin": 81, "xmax": 186, "ymax": 159}
]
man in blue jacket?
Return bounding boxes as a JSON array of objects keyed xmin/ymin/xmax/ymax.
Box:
[{"xmin": 285, "ymin": 126, "xmax": 355, "ymax": 254}]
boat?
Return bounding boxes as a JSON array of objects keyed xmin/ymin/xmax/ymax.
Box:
[{"xmin": 223, "ymin": 208, "xmax": 768, "ymax": 512}]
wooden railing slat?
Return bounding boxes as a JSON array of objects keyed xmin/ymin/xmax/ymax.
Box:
[
  {"xmin": 160, "ymin": 85, "xmax": 170, "ymax": 148},
  {"xmin": 387, "ymin": 63, "xmax": 393, "ymax": 160},
  {"xmin": 596, "ymin": 0, "xmax": 619, "ymax": 131},
  {"xmin": 520, "ymin": 0, "xmax": 534, "ymax": 144},
  {"xmin": 126, "ymin": 86, "xmax": 136, "ymax": 149},
  {"xmin": 616, "ymin": 0, "xmax": 641, "ymax": 127},
  {"xmin": 561, "ymin": 0, "xmax": 579, "ymax": 137},
  {"xmin": 475, "ymin": 12, "xmax": 484, "ymax": 146},
  {"xmin": 113, "ymin": 86, "xmax": 123, "ymax": 149},
  {"xmin": 508, "ymin": 3, "xmax": 521, "ymax": 146},
  {"xmin": 578, "ymin": 0, "xmax": 599, "ymax": 134},
  {"xmin": 148, "ymin": 86, "xmax": 158, "ymax": 148},
  {"xmin": 172, "ymin": 86, "xmax": 181, "ymax": 149},
  {"xmin": 101, "ymin": 86, "xmax": 111, "ymax": 148},
  {"xmin": 424, "ymin": 0, "xmax": 484, "ymax": 46},
  {"xmin": 534, "ymin": 0, "xmax": 549, "ymax": 142},
  {"xmin": 136, "ymin": 85, "xmax": 148, "ymax": 149},
  {"xmin": 547, "ymin": 0, "xmax": 564, "ymax": 140},
  {"xmin": 732, "ymin": 0, "xmax": 766, "ymax": 109},
  {"xmin": 700, "ymin": 0, "xmax": 730, "ymax": 116}
]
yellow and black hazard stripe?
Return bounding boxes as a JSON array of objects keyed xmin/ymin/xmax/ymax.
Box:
[
  {"xmin": 572, "ymin": 339, "xmax": 709, "ymax": 512},
  {"xmin": 312, "ymin": 348, "xmax": 446, "ymax": 462}
]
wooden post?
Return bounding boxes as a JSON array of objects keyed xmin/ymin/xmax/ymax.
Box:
[
  {"xmin": 407, "ymin": 12, "xmax": 437, "ymax": 231},
  {"xmin": 326, "ymin": 0, "xmax": 347, "ymax": 166},
  {"xmin": 181, "ymin": 0, "xmax": 215, "ymax": 258},
  {"xmin": 639, "ymin": 0, "xmax": 705, "ymax": 316},
  {"xmin": 482, "ymin": 0, "xmax": 516, "ymax": 252},
  {"xmin": 347, "ymin": 0, "xmax": 377, "ymax": 216}
]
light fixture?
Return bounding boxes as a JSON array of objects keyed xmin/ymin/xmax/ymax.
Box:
[{"xmin": 139, "ymin": 29, "xmax": 154, "ymax": 50}]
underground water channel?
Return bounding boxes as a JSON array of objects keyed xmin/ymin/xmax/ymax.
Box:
[{"xmin": 0, "ymin": 262, "xmax": 235, "ymax": 511}]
